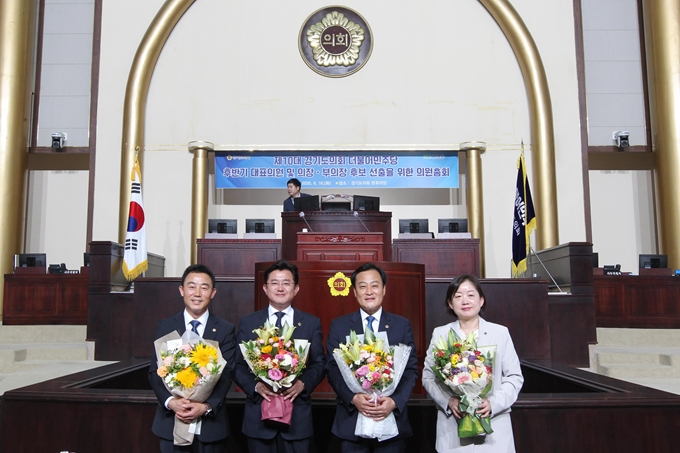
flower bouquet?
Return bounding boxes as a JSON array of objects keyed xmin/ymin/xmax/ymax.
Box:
[
  {"xmin": 430, "ymin": 329, "xmax": 496, "ymax": 438},
  {"xmin": 332, "ymin": 329, "xmax": 412, "ymax": 441},
  {"xmin": 154, "ymin": 330, "xmax": 226, "ymax": 446},
  {"xmin": 239, "ymin": 320, "xmax": 310, "ymax": 425}
]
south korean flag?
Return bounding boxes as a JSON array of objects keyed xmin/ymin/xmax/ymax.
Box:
[{"xmin": 123, "ymin": 156, "xmax": 148, "ymax": 280}]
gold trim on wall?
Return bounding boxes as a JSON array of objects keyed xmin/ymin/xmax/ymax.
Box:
[
  {"xmin": 118, "ymin": 0, "xmax": 197, "ymax": 245},
  {"xmin": 478, "ymin": 0, "xmax": 559, "ymax": 250},
  {"xmin": 0, "ymin": 0, "xmax": 38, "ymax": 320},
  {"xmin": 642, "ymin": 0, "xmax": 680, "ymax": 269},
  {"xmin": 460, "ymin": 142, "xmax": 487, "ymax": 277},
  {"xmin": 189, "ymin": 141, "xmax": 213, "ymax": 264}
]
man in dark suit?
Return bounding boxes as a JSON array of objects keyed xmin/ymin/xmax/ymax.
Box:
[
  {"xmin": 234, "ymin": 260, "xmax": 326, "ymax": 452},
  {"xmin": 149, "ymin": 264, "xmax": 236, "ymax": 453},
  {"xmin": 325, "ymin": 263, "xmax": 418, "ymax": 453},
  {"xmin": 283, "ymin": 178, "xmax": 311, "ymax": 212}
]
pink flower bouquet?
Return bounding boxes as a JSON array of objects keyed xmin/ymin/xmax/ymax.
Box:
[
  {"xmin": 239, "ymin": 320, "xmax": 310, "ymax": 425},
  {"xmin": 333, "ymin": 329, "xmax": 412, "ymax": 441},
  {"xmin": 430, "ymin": 329, "xmax": 496, "ymax": 438}
]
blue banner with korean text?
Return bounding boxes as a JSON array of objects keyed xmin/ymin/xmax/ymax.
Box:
[{"xmin": 214, "ymin": 151, "xmax": 459, "ymax": 189}]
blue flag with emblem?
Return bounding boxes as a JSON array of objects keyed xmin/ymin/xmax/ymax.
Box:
[{"xmin": 511, "ymin": 152, "xmax": 536, "ymax": 277}]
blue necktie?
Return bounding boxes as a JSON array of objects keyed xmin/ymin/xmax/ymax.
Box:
[
  {"xmin": 274, "ymin": 312, "xmax": 285, "ymax": 329},
  {"xmin": 189, "ymin": 320, "xmax": 201, "ymax": 335},
  {"xmin": 366, "ymin": 315, "xmax": 375, "ymax": 333}
]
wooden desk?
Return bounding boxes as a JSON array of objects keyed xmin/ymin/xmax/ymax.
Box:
[
  {"xmin": 3, "ymin": 273, "xmax": 89, "ymax": 325},
  {"xmin": 392, "ymin": 238, "xmax": 480, "ymax": 277},
  {"xmin": 197, "ymin": 239, "xmax": 281, "ymax": 277},
  {"xmin": 5, "ymin": 359, "xmax": 680, "ymax": 453},
  {"xmin": 595, "ymin": 274, "xmax": 680, "ymax": 328},
  {"xmin": 297, "ymin": 232, "xmax": 383, "ymax": 261},
  {"xmin": 281, "ymin": 211, "xmax": 392, "ymax": 261}
]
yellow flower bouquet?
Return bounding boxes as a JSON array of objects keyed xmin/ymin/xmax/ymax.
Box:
[{"xmin": 154, "ymin": 330, "xmax": 227, "ymax": 446}]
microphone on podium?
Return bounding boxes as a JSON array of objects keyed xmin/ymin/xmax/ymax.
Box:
[
  {"xmin": 353, "ymin": 211, "xmax": 370, "ymax": 232},
  {"xmin": 299, "ymin": 211, "xmax": 314, "ymax": 232}
]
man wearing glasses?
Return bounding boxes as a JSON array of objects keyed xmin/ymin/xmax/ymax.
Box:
[{"xmin": 234, "ymin": 260, "xmax": 325, "ymax": 452}]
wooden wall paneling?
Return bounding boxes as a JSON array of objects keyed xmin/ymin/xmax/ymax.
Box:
[
  {"xmin": 3, "ymin": 274, "xmax": 89, "ymax": 325},
  {"xmin": 87, "ymin": 292, "xmax": 134, "ymax": 360},
  {"xmin": 297, "ymin": 232, "xmax": 383, "ymax": 261},
  {"xmin": 547, "ymin": 294, "xmax": 596, "ymax": 366},
  {"xmin": 197, "ymin": 239, "xmax": 281, "ymax": 277},
  {"xmin": 629, "ymin": 281, "xmax": 680, "ymax": 317},
  {"xmin": 595, "ymin": 275, "xmax": 680, "ymax": 328},
  {"xmin": 393, "ymin": 238, "xmax": 481, "ymax": 277},
  {"xmin": 480, "ymin": 279, "xmax": 552, "ymax": 362}
]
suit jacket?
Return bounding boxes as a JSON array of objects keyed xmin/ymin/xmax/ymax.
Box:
[
  {"xmin": 325, "ymin": 310, "xmax": 418, "ymax": 441},
  {"xmin": 283, "ymin": 193, "xmax": 311, "ymax": 212},
  {"xmin": 421, "ymin": 318, "xmax": 523, "ymax": 452},
  {"xmin": 233, "ymin": 307, "xmax": 326, "ymax": 440},
  {"xmin": 148, "ymin": 311, "xmax": 236, "ymax": 443}
]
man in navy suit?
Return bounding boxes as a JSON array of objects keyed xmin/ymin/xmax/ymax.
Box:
[
  {"xmin": 149, "ymin": 264, "xmax": 236, "ymax": 453},
  {"xmin": 325, "ymin": 263, "xmax": 418, "ymax": 453},
  {"xmin": 283, "ymin": 178, "xmax": 311, "ymax": 212},
  {"xmin": 234, "ymin": 260, "xmax": 326, "ymax": 452}
]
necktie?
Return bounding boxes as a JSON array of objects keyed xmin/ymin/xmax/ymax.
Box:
[
  {"xmin": 189, "ymin": 320, "xmax": 201, "ymax": 335},
  {"xmin": 274, "ymin": 312, "xmax": 285, "ymax": 329},
  {"xmin": 366, "ymin": 315, "xmax": 375, "ymax": 333}
]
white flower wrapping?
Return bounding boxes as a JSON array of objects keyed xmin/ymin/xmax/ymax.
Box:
[
  {"xmin": 332, "ymin": 343, "xmax": 412, "ymax": 442},
  {"xmin": 440, "ymin": 345, "xmax": 496, "ymax": 417},
  {"xmin": 154, "ymin": 330, "xmax": 227, "ymax": 446}
]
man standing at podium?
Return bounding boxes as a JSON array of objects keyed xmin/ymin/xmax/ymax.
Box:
[
  {"xmin": 283, "ymin": 178, "xmax": 311, "ymax": 212},
  {"xmin": 325, "ymin": 262, "xmax": 418, "ymax": 453},
  {"xmin": 234, "ymin": 260, "xmax": 326, "ymax": 452}
]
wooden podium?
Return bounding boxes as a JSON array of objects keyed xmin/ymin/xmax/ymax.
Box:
[
  {"xmin": 296, "ymin": 232, "xmax": 383, "ymax": 261},
  {"xmin": 281, "ymin": 211, "xmax": 392, "ymax": 261}
]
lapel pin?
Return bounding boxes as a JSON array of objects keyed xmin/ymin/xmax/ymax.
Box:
[
  {"xmin": 212, "ymin": 328, "xmax": 217, "ymax": 332},
  {"xmin": 298, "ymin": 322, "xmax": 302, "ymax": 326},
  {"xmin": 385, "ymin": 325, "xmax": 390, "ymax": 329}
]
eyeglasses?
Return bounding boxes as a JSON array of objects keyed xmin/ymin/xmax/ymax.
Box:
[{"xmin": 267, "ymin": 280, "xmax": 294, "ymax": 289}]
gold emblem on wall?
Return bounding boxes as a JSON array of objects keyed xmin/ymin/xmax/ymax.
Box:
[
  {"xmin": 299, "ymin": 6, "xmax": 373, "ymax": 78},
  {"xmin": 328, "ymin": 272, "xmax": 352, "ymax": 296}
]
